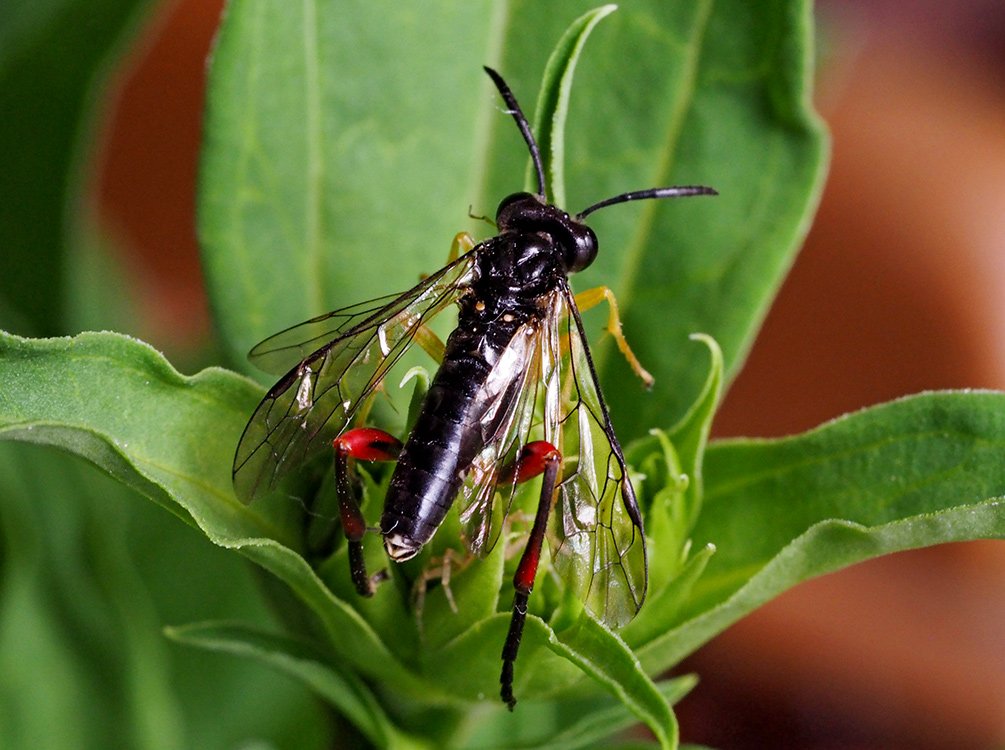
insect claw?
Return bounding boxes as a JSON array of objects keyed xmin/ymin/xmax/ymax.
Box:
[{"xmin": 502, "ymin": 686, "xmax": 516, "ymax": 712}]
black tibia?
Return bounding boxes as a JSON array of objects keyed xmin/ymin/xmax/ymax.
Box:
[
  {"xmin": 500, "ymin": 449, "xmax": 561, "ymax": 710},
  {"xmin": 334, "ymin": 428, "xmax": 403, "ymax": 596},
  {"xmin": 334, "ymin": 444, "xmax": 375, "ymax": 597},
  {"xmin": 500, "ymin": 590, "xmax": 529, "ymax": 711}
]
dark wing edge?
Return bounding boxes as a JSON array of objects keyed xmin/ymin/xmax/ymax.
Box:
[
  {"xmin": 548, "ymin": 283, "xmax": 648, "ymax": 628},
  {"xmin": 248, "ymin": 291, "xmax": 416, "ymax": 376},
  {"xmin": 232, "ymin": 253, "xmax": 477, "ymax": 503}
]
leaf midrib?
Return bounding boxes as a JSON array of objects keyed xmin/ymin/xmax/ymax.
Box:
[
  {"xmin": 466, "ymin": 1, "xmax": 514, "ymax": 219},
  {"xmin": 610, "ymin": 0, "xmax": 715, "ymax": 315},
  {"xmin": 302, "ymin": 0, "xmax": 324, "ymax": 316}
]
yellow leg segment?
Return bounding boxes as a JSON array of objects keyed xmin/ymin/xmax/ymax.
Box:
[
  {"xmin": 448, "ymin": 231, "xmax": 476, "ymax": 262},
  {"xmin": 412, "ymin": 232, "xmax": 477, "ymax": 362},
  {"xmin": 467, "ymin": 206, "xmax": 496, "ymax": 229},
  {"xmin": 413, "ymin": 325, "xmax": 446, "ymax": 364},
  {"xmin": 574, "ymin": 286, "xmax": 655, "ymax": 389}
]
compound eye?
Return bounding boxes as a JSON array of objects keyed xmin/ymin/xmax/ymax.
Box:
[
  {"xmin": 495, "ymin": 192, "xmax": 539, "ymax": 228},
  {"xmin": 564, "ymin": 224, "xmax": 598, "ymax": 273}
]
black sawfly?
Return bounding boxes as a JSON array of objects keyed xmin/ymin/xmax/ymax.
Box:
[{"xmin": 233, "ymin": 66, "xmax": 716, "ymax": 709}]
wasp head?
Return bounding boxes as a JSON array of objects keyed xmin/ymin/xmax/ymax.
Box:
[{"xmin": 495, "ymin": 192, "xmax": 599, "ymax": 274}]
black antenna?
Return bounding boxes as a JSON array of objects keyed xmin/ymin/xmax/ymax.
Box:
[
  {"xmin": 483, "ymin": 66, "xmax": 547, "ymax": 198},
  {"xmin": 577, "ymin": 185, "xmax": 718, "ymax": 220}
]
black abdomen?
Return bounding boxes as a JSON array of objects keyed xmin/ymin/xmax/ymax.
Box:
[
  {"xmin": 379, "ymin": 230, "xmax": 562, "ymax": 561},
  {"xmin": 379, "ymin": 318, "xmax": 520, "ymax": 560}
]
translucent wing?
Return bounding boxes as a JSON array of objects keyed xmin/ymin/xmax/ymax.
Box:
[
  {"xmin": 547, "ymin": 283, "xmax": 648, "ymax": 627},
  {"xmin": 233, "ymin": 253, "xmax": 476, "ymax": 502},
  {"xmin": 453, "ymin": 286, "xmax": 647, "ymax": 627},
  {"xmin": 248, "ymin": 291, "xmax": 419, "ymax": 377},
  {"xmin": 456, "ymin": 318, "xmax": 551, "ymax": 555}
]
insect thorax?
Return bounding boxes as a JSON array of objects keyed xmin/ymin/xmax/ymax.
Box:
[{"xmin": 468, "ymin": 232, "xmax": 566, "ymax": 312}]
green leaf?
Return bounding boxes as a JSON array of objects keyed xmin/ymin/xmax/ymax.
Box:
[
  {"xmin": 199, "ymin": 1, "xmax": 504, "ymax": 367},
  {"xmin": 0, "ymin": 331, "xmax": 434, "ymax": 701},
  {"xmin": 617, "ymin": 334, "xmax": 720, "ymax": 648},
  {"xmin": 0, "ymin": 0, "xmax": 154, "ymax": 334},
  {"xmin": 0, "ymin": 445, "xmax": 180, "ymax": 750},
  {"xmin": 528, "ymin": 3, "xmax": 618, "ymax": 206},
  {"xmin": 415, "ymin": 529, "xmax": 506, "ymax": 654},
  {"xmin": 622, "ymin": 543, "xmax": 715, "ymax": 648},
  {"xmin": 626, "ymin": 334, "xmax": 722, "ymax": 601},
  {"xmin": 200, "ymin": 1, "xmax": 828, "ymax": 442},
  {"xmin": 166, "ymin": 621, "xmax": 428, "ymax": 750},
  {"xmin": 627, "ymin": 430, "xmax": 690, "ymax": 602},
  {"xmin": 422, "ymin": 613, "xmax": 580, "ymax": 709},
  {"xmin": 0, "ymin": 330, "xmax": 292, "ymax": 544},
  {"xmin": 455, "ymin": 675, "xmax": 696, "ymax": 750},
  {"xmin": 666, "ymin": 334, "xmax": 724, "ymax": 531},
  {"xmin": 549, "ymin": 615, "xmax": 677, "ymax": 750},
  {"xmin": 0, "ymin": 444, "xmax": 331, "ymax": 750},
  {"xmin": 558, "ymin": 676, "xmax": 695, "ymax": 750},
  {"xmin": 638, "ymin": 391, "xmax": 1005, "ymax": 674}
]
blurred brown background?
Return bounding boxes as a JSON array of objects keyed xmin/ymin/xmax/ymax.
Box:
[{"xmin": 92, "ymin": 0, "xmax": 1005, "ymax": 747}]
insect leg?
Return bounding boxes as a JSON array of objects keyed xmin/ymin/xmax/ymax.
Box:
[
  {"xmin": 499, "ymin": 441, "xmax": 562, "ymax": 710},
  {"xmin": 405, "ymin": 235, "xmax": 474, "ymax": 363},
  {"xmin": 467, "ymin": 207, "xmax": 496, "ymax": 229},
  {"xmin": 413, "ymin": 547, "xmax": 466, "ymax": 638},
  {"xmin": 448, "ymin": 231, "xmax": 476, "ymax": 262},
  {"xmin": 334, "ymin": 428, "xmax": 403, "ymax": 597},
  {"xmin": 574, "ymin": 286, "xmax": 655, "ymax": 389},
  {"xmin": 399, "ymin": 233, "xmax": 476, "ymax": 364},
  {"xmin": 410, "ymin": 324, "xmax": 446, "ymax": 364}
]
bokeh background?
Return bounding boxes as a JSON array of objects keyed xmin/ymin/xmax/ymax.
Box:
[{"xmin": 6, "ymin": 0, "xmax": 1005, "ymax": 746}]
